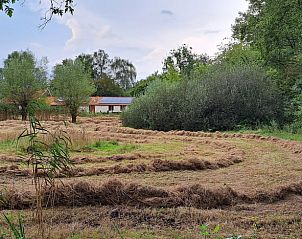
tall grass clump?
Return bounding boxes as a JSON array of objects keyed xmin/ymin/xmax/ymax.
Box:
[
  {"xmin": 122, "ymin": 65, "xmax": 285, "ymax": 131},
  {"xmin": 17, "ymin": 111, "xmax": 73, "ymax": 238}
]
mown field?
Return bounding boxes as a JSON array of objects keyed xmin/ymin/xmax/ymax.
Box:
[{"xmin": 0, "ymin": 116, "xmax": 302, "ymax": 238}]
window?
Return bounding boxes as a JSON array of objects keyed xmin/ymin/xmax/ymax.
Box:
[
  {"xmin": 109, "ymin": 105, "xmax": 114, "ymax": 111},
  {"xmin": 120, "ymin": 105, "xmax": 127, "ymax": 111}
]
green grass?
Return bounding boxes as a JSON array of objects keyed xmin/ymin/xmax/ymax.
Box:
[
  {"xmin": 229, "ymin": 129, "xmax": 302, "ymax": 141},
  {"xmin": 87, "ymin": 140, "xmax": 138, "ymax": 154},
  {"xmin": 0, "ymin": 139, "xmax": 17, "ymax": 153}
]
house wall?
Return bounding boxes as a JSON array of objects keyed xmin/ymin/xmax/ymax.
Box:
[
  {"xmin": 95, "ymin": 106, "xmax": 109, "ymax": 113},
  {"xmin": 93, "ymin": 105, "xmax": 129, "ymax": 113},
  {"xmin": 113, "ymin": 106, "xmax": 122, "ymax": 113},
  {"xmin": 79, "ymin": 106, "xmax": 89, "ymax": 112}
]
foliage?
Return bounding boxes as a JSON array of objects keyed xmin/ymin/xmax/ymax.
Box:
[
  {"xmin": 163, "ymin": 44, "xmax": 209, "ymax": 77},
  {"xmin": 122, "ymin": 79, "xmax": 184, "ymax": 131},
  {"xmin": 0, "ymin": 103, "xmax": 19, "ymax": 120},
  {"xmin": 0, "ymin": 0, "xmax": 74, "ymax": 27},
  {"xmin": 18, "ymin": 114, "xmax": 72, "ymax": 237},
  {"xmin": 122, "ymin": 65, "xmax": 284, "ymax": 131},
  {"xmin": 216, "ymin": 41, "xmax": 263, "ymax": 67},
  {"xmin": 199, "ymin": 224, "xmax": 242, "ymax": 239},
  {"xmin": 0, "ymin": 50, "xmax": 47, "ymax": 120},
  {"xmin": 76, "ymin": 50, "xmax": 136, "ymax": 93},
  {"xmin": 94, "ymin": 76, "xmax": 125, "ymax": 97},
  {"xmin": 232, "ymin": 0, "xmax": 302, "ymax": 94},
  {"xmin": 52, "ymin": 59, "xmax": 96, "ymax": 123},
  {"xmin": 110, "ymin": 57, "xmax": 137, "ymax": 89},
  {"xmin": 129, "ymin": 72, "xmax": 159, "ymax": 97},
  {"xmin": 0, "ymin": 214, "xmax": 26, "ymax": 239},
  {"xmin": 199, "ymin": 224, "xmax": 222, "ymax": 239}
]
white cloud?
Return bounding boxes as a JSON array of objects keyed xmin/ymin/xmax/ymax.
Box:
[{"xmin": 18, "ymin": 0, "xmax": 249, "ymax": 79}]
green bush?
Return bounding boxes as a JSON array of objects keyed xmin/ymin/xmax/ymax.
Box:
[
  {"xmin": 122, "ymin": 65, "xmax": 285, "ymax": 131},
  {"xmin": 0, "ymin": 103, "xmax": 19, "ymax": 120}
]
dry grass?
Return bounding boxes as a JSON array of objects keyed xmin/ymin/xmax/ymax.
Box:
[{"xmin": 0, "ymin": 116, "xmax": 302, "ymax": 238}]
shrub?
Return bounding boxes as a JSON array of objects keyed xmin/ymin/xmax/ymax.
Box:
[
  {"xmin": 0, "ymin": 103, "xmax": 19, "ymax": 120},
  {"xmin": 122, "ymin": 80, "xmax": 183, "ymax": 131},
  {"xmin": 122, "ymin": 65, "xmax": 285, "ymax": 131}
]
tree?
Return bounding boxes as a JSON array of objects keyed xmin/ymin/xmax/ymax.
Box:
[
  {"xmin": 163, "ymin": 44, "xmax": 209, "ymax": 77},
  {"xmin": 129, "ymin": 72, "xmax": 159, "ymax": 97},
  {"xmin": 215, "ymin": 41, "xmax": 263, "ymax": 66},
  {"xmin": 76, "ymin": 50, "xmax": 137, "ymax": 92},
  {"xmin": 232, "ymin": 0, "xmax": 302, "ymax": 93},
  {"xmin": 52, "ymin": 59, "xmax": 96, "ymax": 123},
  {"xmin": 94, "ymin": 76, "xmax": 125, "ymax": 97},
  {"xmin": 0, "ymin": 0, "xmax": 74, "ymax": 26},
  {"xmin": 122, "ymin": 65, "xmax": 284, "ymax": 131},
  {"xmin": 92, "ymin": 50, "xmax": 111, "ymax": 79},
  {"xmin": 76, "ymin": 54, "xmax": 94, "ymax": 79},
  {"xmin": 0, "ymin": 50, "xmax": 47, "ymax": 120},
  {"xmin": 110, "ymin": 57, "xmax": 137, "ymax": 89}
]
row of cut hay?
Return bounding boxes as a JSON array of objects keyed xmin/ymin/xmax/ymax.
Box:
[
  {"xmin": 110, "ymin": 126, "xmax": 302, "ymax": 157},
  {"xmin": 69, "ymin": 157, "xmax": 242, "ymax": 176},
  {"xmin": 2, "ymin": 179, "xmax": 302, "ymax": 210},
  {"xmin": 0, "ymin": 165, "xmax": 30, "ymax": 176},
  {"xmin": 0, "ymin": 156, "xmax": 242, "ymax": 178}
]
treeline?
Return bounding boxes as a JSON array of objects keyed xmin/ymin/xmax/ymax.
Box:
[
  {"xmin": 122, "ymin": 0, "xmax": 302, "ymax": 132},
  {"xmin": 0, "ymin": 50, "xmax": 136, "ymax": 123}
]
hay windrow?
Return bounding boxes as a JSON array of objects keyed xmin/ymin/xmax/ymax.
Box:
[
  {"xmin": 1, "ymin": 179, "xmax": 302, "ymax": 210},
  {"xmin": 0, "ymin": 157, "xmax": 243, "ymax": 177}
]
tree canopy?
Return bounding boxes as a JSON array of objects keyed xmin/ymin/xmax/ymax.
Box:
[
  {"xmin": 232, "ymin": 0, "xmax": 302, "ymax": 93},
  {"xmin": 0, "ymin": 50, "xmax": 47, "ymax": 120},
  {"xmin": 76, "ymin": 50, "xmax": 137, "ymax": 94},
  {"xmin": 52, "ymin": 59, "xmax": 96, "ymax": 123},
  {"xmin": 163, "ymin": 44, "xmax": 209, "ymax": 77}
]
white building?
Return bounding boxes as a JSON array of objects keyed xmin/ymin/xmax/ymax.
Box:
[
  {"xmin": 48, "ymin": 96, "xmax": 134, "ymax": 113},
  {"xmin": 89, "ymin": 97, "xmax": 134, "ymax": 113}
]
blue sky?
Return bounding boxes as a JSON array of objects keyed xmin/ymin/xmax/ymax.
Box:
[{"xmin": 0, "ymin": 0, "xmax": 248, "ymax": 80}]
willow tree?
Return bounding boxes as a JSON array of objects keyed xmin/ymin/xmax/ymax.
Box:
[
  {"xmin": 52, "ymin": 59, "xmax": 96, "ymax": 123},
  {"xmin": 0, "ymin": 50, "xmax": 47, "ymax": 120}
]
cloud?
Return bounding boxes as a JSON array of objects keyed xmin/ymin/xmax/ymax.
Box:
[
  {"xmin": 64, "ymin": 18, "xmax": 114, "ymax": 50},
  {"xmin": 204, "ymin": 30, "xmax": 221, "ymax": 35},
  {"xmin": 160, "ymin": 10, "xmax": 174, "ymax": 16},
  {"xmin": 52, "ymin": 6, "xmax": 121, "ymax": 52},
  {"xmin": 17, "ymin": 0, "xmax": 249, "ymax": 80}
]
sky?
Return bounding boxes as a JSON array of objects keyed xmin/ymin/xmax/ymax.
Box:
[{"xmin": 0, "ymin": 0, "xmax": 248, "ymax": 80}]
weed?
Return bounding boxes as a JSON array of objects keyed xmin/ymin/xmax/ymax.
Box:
[
  {"xmin": 199, "ymin": 224, "xmax": 242, "ymax": 239},
  {"xmin": 18, "ymin": 114, "xmax": 73, "ymax": 238},
  {"xmin": 0, "ymin": 214, "xmax": 26, "ymax": 239},
  {"xmin": 199, "ymin": 224, "xmax": 222, "ymax": 239}
]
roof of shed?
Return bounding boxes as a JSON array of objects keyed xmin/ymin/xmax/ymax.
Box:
[{"xmin": 90, "ymin": 97, "xmax": 134, "ymax": 105}]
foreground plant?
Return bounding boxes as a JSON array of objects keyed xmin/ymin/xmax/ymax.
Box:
[
  {"xmin": 18, "ymin": 113, "xmax": 73, "ymax": 238},
  {"xmin": 0, "ymin": 214, "xmax": 26, "ymax": 239},
  {"xmin": 199, "ymin": 224, "xmax": 242, "ymax": 239}
]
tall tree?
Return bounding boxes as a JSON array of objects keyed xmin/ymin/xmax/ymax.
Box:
[
  {"xmin": 163, "ymin": 44, "xmax": 209, "ymax": 77},
  {"xmin": 76, "ymin": 54, "xmax": 94, "ymax": 79},
  {"xmin": 215, "ymin": 41, "xmax": 263, "ymax": 66},
  {"xmin": 94, "ymin": 76, "xmax": 125, "ymax": 97},
  {"xmin": 76, "ymin": 50, "xmax": 136, "ymax": 93},
  {"xmin": 92, "ymin": 50, "xmax": 111, "ymax": 79},
  {"xmin": 232, "ymin": 0, "xmax": 302, "ymax": 93},
  {"xmin": 0, "ymin": 51, "xmax": 47, "ymax": 120},
  {"xmin": 111, "ymin": 57, "xmax": 137, "ymax": 89},
  {"xmin": 52, "ymin": 59, "xmax": 96, "ymax": 123}
]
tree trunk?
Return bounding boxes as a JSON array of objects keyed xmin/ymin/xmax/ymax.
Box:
[
  {"xmin": 21, "ymin": 104, "xmax": 27, "ymax": 121},
  {"xmin": 71, "ymin": 113, "xmax": 77, "ymax": 123}
]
